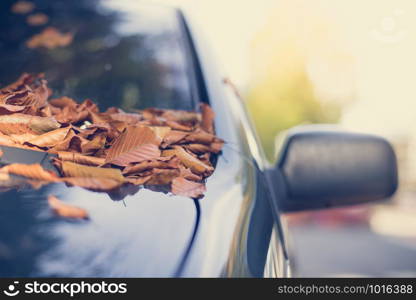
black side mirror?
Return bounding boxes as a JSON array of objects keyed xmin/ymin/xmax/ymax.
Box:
[{"xmin": 274, "ymin": 126, "xmax": 398, "ymax": 212}]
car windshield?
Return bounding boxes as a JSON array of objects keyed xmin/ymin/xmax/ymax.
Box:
[
  {"xmin": 0, "ymin": 1, "xmax": 211, "ymax": 277},
  {"xmin": 0, "ymin": 0, "xmax": 195, "ymax": 111}
]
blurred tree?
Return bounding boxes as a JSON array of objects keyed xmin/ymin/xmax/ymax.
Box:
[{"xmin": 246, "ymin": 1, "xmax": 342, "ymax": 161}]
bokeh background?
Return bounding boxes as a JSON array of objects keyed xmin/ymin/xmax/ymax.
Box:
[{"xmin": 157, "ymin": 0, "xmax": 416, "ymax": 277}]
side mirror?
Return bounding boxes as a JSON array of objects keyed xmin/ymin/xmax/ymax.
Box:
[{"xmin": 274, "ymin": 126, "xmax": 398, "ymax": 212}]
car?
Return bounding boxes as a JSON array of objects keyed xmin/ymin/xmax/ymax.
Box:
[{"xmin": 0, "ymin": 1, "xmax": 397, "ymax": 277}]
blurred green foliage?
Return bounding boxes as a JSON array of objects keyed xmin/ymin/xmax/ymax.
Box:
[{"xmin": 246, "ymin": 61, "xmax": 340, "ymax": 162}]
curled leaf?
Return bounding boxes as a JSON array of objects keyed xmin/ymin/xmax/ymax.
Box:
[
  {"xmin": 27, "ymin": 127, "xmax": 71, "ymax": 148},
  {"xmin": 162, "ymin": 146, "xmax": 213, "ymax": 176}
]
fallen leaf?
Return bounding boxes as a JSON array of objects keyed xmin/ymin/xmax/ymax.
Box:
[
  {"xmin": 81, "ymin": 133, "xmax": 106, "ymax": 155},
  {"xmin": 123, "ymin": 157, "xmax": 179, "ymax": 175},
  {"xmin": 165, "ymin": 121, "xmax": 193, "ymax": 131},
  {"xmin": 63, "ymin": 177, "xmax": 122, "ymax": 191},
  {"xmin": 161, "ymin": 130, "xmax": 188, "ymax": 147},
  {"xmin": 105, "ymin": 126, "xmax": 161, "ymax": 166},
  {"xmin": 26, "ymin": 127, "xmax": 71, "ymax": 148},
  {"xmin": 0, "ymin": 114, "xmax": 60, "ymax": 135},
  {"xmin": 0, "ymin": 72, "xmax": 223, "ymax": 199},
  {"xmin": 10, "ymin": 133, "xmax": 39, "ymax": 144},
  {"xmin": 0, "ymin": 132, "xmax": 17, "ymax": 147},
  {"xmin": 149, "ymin": 126, "xmax": 171, "ymax": 142},
  {"xmin": 162, "ymin": 146, "xmax": 213, "ymax": 175},
  {"xmin": 57, "ymin": 151, "xmax": 105, "ymax": 166},
  {"xmin": 146, "ymin": 168, "xmax": 180, "ymax": 185},
  {"xmin": 48, "ymin": 195, "xmax": 89, "ymax": 219},
  {"xmin": 0, "ymin": 103, "xmax": 26, "ymax": 114},
  {"xmin": 183, "ymin": 129, "xmax": 218, "ymax": 145},
  {"xmin": 61, "ymin": 161, "xmax": 125, "ymax": 182},
  {"xmin": 179, "ymin": 166, "xmax": 202, "ymax": 182},
  {"xmin": 1, "ymin": 163, "xmax": 59, "ymax": 181}
]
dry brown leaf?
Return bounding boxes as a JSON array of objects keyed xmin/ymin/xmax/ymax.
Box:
[
  {"xmin": 0, "ymin": 72, "xmax": 222, "ymax": 199},
  {"xmin": 162, "ymin": 146, "xmax": 213, "ymax": 175},
  {"xmin": 9, "ymin": 133, "xmax": 39, "ymax": 144},
  {"xmin": 161, "ymin": 130, "xmax": 188, "ymax": 147},
  {"xmin": 146, "ymin": 169, "xmax": 180, "ymax": 185},
  {"xmin": 123, "ymin": 157, "xmax": 179, "ymax": 175},
  {"xmin": 81, "ymin": 133, "xmax": 106, "ymax": 155},
  {"xmin": 184, "ymin": 144, "xmax": 211, "ymax": 154},
  {"xmin": 1, "ymin": 75, "xmax": 48, "ymax": 112},
  {"xmin": 125, "ymin": 175, "xmax": 152, "ymax": 185},
  {"xmin": 0, "ymin": 103, "xmax": 27, "ymax": 114},
  {"xmin": 0, "ymin": 73, "xmax": 33, "ymax": 92},
  {"xmin": 48, "ymin": 195, "xmax": 89, "ymax": 219},
  {"xmin": 61, "ymin": 161, "xmax": 125, "ymax": 182},
  {"xmin": 0, "ymin": 114, "xmax": 60, "ymax": 135},
  {"xmin": 149, "ymin": 126, "xmax": 171, "ymax": 142},
  {"xmin": 1, "ymin": 163, "xmax": 59, "ymax": 182},
  {"xmin": 48, "ymin": 129, "xmax": 77, "ymax": 152},
  {"xmin": 0, "ymin": 132, "xmax": 17, "ymax": 147},
  {"xmin": 26, "ymin": 127, "xmax": 71, "ymax": 147},
  {"xmin": 179, "ymin": 166, "xmax": 202, "ymax": 182},
  {"xmin": 165, "ymin": 121, "xmax": 193, "ymax": 131},
  {"xmin": 63, "ymin": 177, "xmax": 122, "ymax": 191},
  {"xmin": 183, "ymin": 129, "xmax": 217, "ymax": 145},
  {"xmin": 105, "ymin": 126, "xmax": 161, "ymax": 166},
  {"xmin": 57, "ymin": 151, "xmax": 105, "ymax": 166},
  {"xmin": 185, "ymin": 142, "xmax": 223, "ymax": 154},
  {"xmin": 171, "ymin": 177, "xmax": 206, "ymax": 199},
  {"xmin": 200, "ymin": 103, "xmax": 215, "ymax": 134}
]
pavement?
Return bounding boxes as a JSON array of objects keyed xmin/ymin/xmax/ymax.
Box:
[{"xmin": 287, "ymin": 225, "xmax": 416, "ymax": 277}]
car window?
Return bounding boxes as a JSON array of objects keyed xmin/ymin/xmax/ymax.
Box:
[{"xmin": 0, "ymin": 0, "xmax": 195, "ymax": 111}]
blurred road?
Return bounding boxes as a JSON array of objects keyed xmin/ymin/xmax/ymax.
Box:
[{"xmin": 288, "ymin": 225, "xmax": 416, "ymax": 277}]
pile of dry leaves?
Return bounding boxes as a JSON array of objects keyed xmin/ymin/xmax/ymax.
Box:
[{"xmin": 0, "ymin": 73, "xmax": 223, "ymax": 205}]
